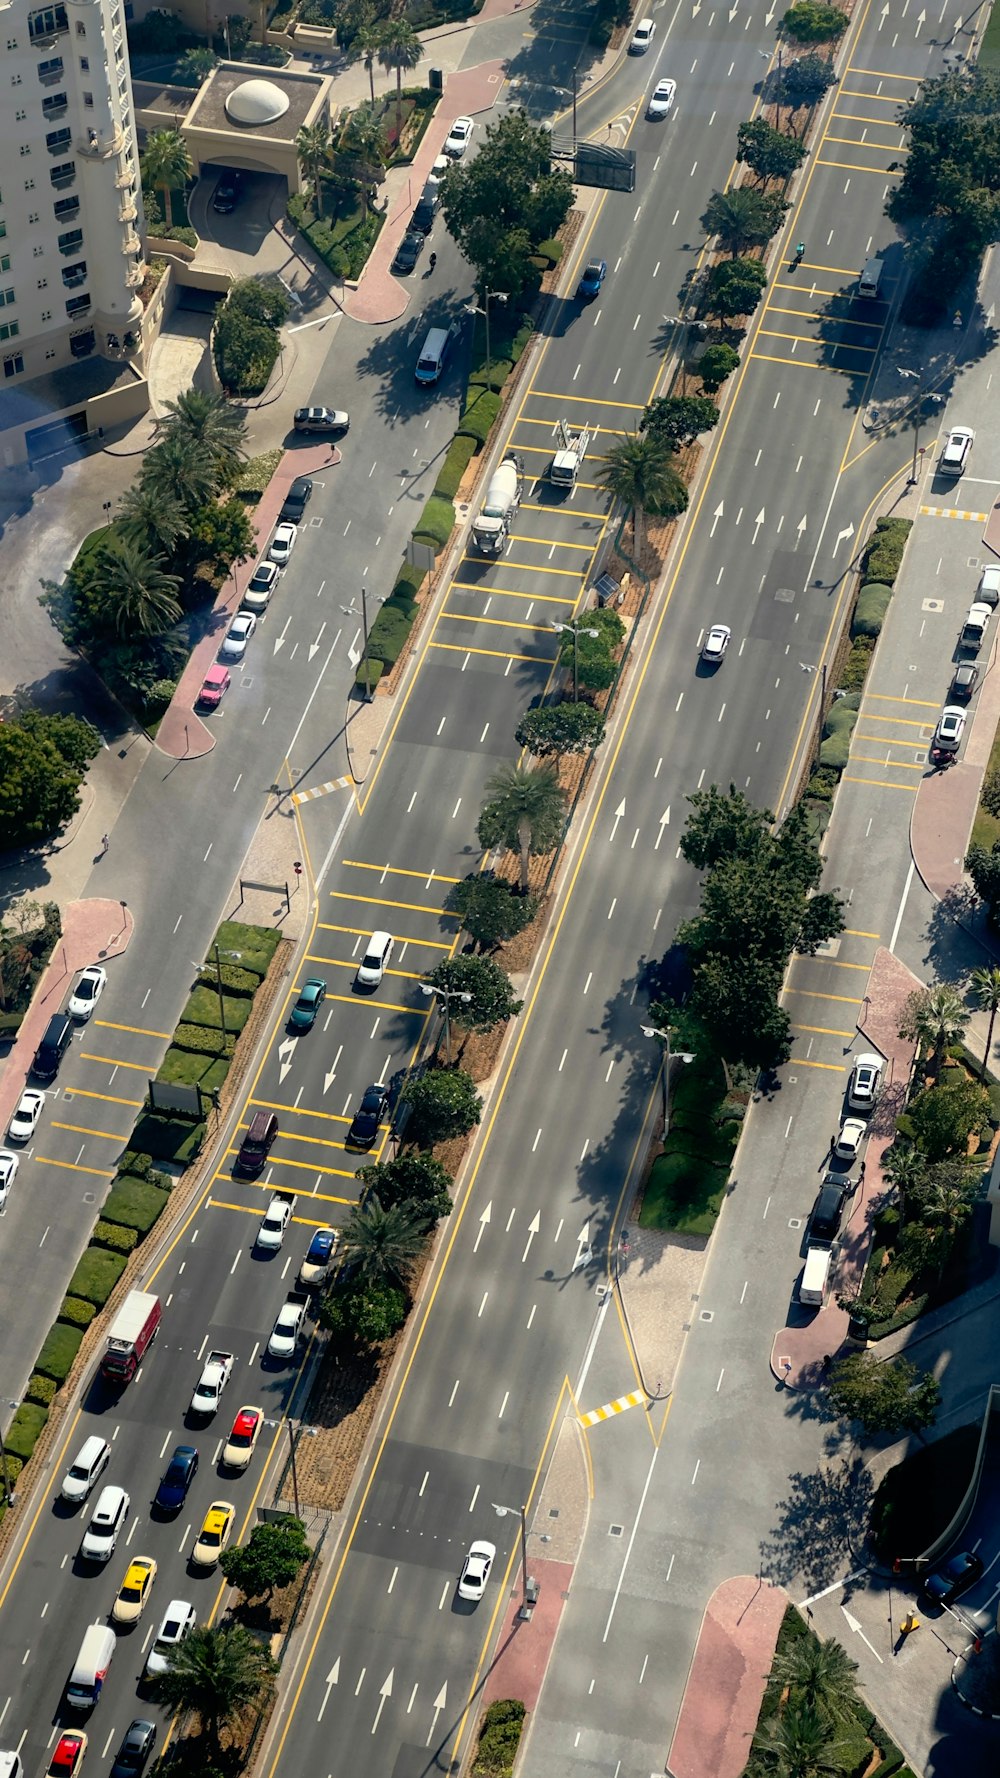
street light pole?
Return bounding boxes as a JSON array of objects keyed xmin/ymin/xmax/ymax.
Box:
[
  {"xmin": 641, "ymin": 1025, "xmax": 694, "ymax": 1138},
  {"xmin": 420, "ymin": 983, "xmax": 472, "ymax": 1065},
  {"xmin": 800, "ymin": 661, "xmax": 827, "ymax": 772},
  {"xmin": 492, "ymin": 1501, "xmax": 529, "ymax": 1606},
  {"xmin": 361, "ymin": 585, "xmax": 372, "ymax": 703},
  {"xmin": 0, "ymin": 1404, "xmax": 17, "ymax": 1510},
  {"xmin": 552, "ymin": 616, "xmax": 599, "ymax": 704}
]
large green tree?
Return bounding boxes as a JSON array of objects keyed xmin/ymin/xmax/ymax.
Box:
[
  {"xmin": 159, "ymin": 388, "xmax": 247, "ymax": 487},
  {"xmin": 440, "ymin": 110, "xmax": 573, "ymax": 297},
  {"xmin": 827, "ymin": 1352, "xmax": 940, "ymax": 1437},
  {"xmin": 142, "ymin": 432, "xmax": 218, "ymax": 517},
  {"xmin": 448, "ymin": 873, "xmax": 540, "ymax": 952},
  {"xmin": 220, "ymin": 1517, "xmax": 309, "ymax": 1602},
  {"xmin": 906, "ymin": 1075, "xmax": 990, "ymax": 1161},
  {"xmin": 641, "ymin": 395, "xmax": 719, "ymax": 451},
  {"xmin": 752, "ymin": 1698, "xmax": 848, "ymax": 1777},
  {"xmin": 477, "ymin": 761, "xmax": 566, "ymax": 892},
  {"xmin": 970, "ymin": 964, "xmax": 1000, "ymax": 1079},
  {"xmin": 188, "ymin": 495, "xmax": 255, "ymax": 577},
  {"xmin": 151, "ymin": 1623, "xmax": 275, "ymax": 1752},
  {"xmin": 295, "ymin": 119, "xmax": 334, "ymax": 217},
  {"xmin": 597, "ymin": 431, "xmax": 688, "ymax": 557},
  {"xmin": 340, "ymin": 104, "xmax": 386, "ymax": 219},
  {"xmin": 701, "ymin": 187, "xmax": 787, "ymax": 255},
  {"xmin": 736, "ymin": 116, "xmax": 807, "ymax": 183},
  {"xmin": 781, "ymin": 49, "xmax": 838, "ymax": 118},
  {"xmin": 515, "ymin": 702, "xmax": 606, "ymax": 759},
  {"xmin": 425, "ymin": 955, "xmax": 523, "ymax": 1052},
  {"xmin": 117, "ymin": 480, "xmax": 189, "ymax": 560},
  {"xmin": 338, "ymin": 1195, "xmax": 426, "ymax": 1287},
  {"xmin": 355, "ymin": 1153, "xmax": 453, "ymax": 1226},
  {"xmin": 399, "ymin": 1068, "xmax": 483, "ymax": 1146},
  {"xmin": 769, "ymin": 1635, "xmax": 859, "ymax": 1728},
  {"xmin": 706, "ymin": 255, "xmax": 768, "ymax": 320},
  {"xmin": 966, "ymin": 839, "xmax": 1000, "ymax": 922},
  {"xmin": 782, "ymin": 0, "xmax": 850, "ymax": 44},
  {"xmin": 898, "ymin": 983, "xmax": 969, "ymax": 1079},
  {"xmin": 376, "ymin": 18, "xmax": 421, "ymax": 131},
  {"xmin": 318, "ymin": 1275, "xmax": 408, "ymax": 1345},
  {"xmin": 698, "ymin": 342, "xmax": 740, "ymax": 393},
  {"xmin": 79, "ymin": 535, "xmax": 182, "ymax": 639},
  {"xmin": 139, "ymin": 129, "xmax": 192, "ymax": 228},
  {"xmin": 0, "ymin": 715, "xmax": 98, "ymax": 851}
]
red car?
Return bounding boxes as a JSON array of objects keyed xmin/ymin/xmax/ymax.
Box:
[
  {"xmin": 197, "ymin": 665, "xmax": 231, "ymax": 711},
  {"xmin": 49, "ymin": 1732, "xmax": 88, "ymax": 1777}
]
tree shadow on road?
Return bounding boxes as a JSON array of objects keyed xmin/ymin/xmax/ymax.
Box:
[{"xmin": 759, "ymin": 1453, "xmax": 874, "ymax": 1591}]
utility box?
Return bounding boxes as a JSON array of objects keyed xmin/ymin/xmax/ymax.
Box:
[{"xmin": 428, "ymin": 66, "xmax": 443, "ymax": 91}]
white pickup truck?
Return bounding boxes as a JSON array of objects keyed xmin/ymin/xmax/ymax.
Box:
[{"xmin": 190, "ymin": 1349, "xmax": 234, "ymax": 1418}]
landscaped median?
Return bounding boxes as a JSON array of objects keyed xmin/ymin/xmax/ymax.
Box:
[{"xmin": 0, "ymin": 920, "xmax": 285, "ymax": 1525}]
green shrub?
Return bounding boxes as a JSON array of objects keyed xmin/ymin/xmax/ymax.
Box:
[
  {"xmin": 434, "ymin": 432, "xmax": 478, "ymax": 499},
  {"xmin": 839, "ymin": 635, "xmax": 875, "ymax": 692},
  {"xmin": 197, "ymin": 961, "xmax": 259, "ymax": 997},
  {"xmin": 6, "ymin": 1401, "xmax": 48, "ymax": 1462},
  {"xmin": 213, "ymin": 920, "xmax": 280, "ymax": 977},
  {"xmin": 157, "ymin": 1045, "xmax": 231, "ymax": 1095},
  {"xmin": 128, "ymin": 1113, "xmax": 205, "ymax": 1165},
  {"xmin": 819, "ymin": 723, "xmax": 855, "ymax": 771},
  {"xmin": 987, "ymin": 1082, "xmax": 1000, "ymax": 1125},
  {"xmin": 356, "ymin": 657, "xmax": 385, "ymax": 688},
  {"xmin": 392, "ymin": 562, "xmax": 426, "ymax": 602},
  {"xmin": 366, "ymin": 607, "xmax": 412, "ymax": 668},
  {"xmin": 118, "ymin": 1149, "xmax": 153, "ymax": 1179},
  {"xmin": 852, "ymin": 582, "xmax": 891, "ymax": 637},
  {"xmin": 36, "ymin": 1321, "xmax": 83, "ymax": 1380},
  {"xmin": 413, "ymin": 494, "xmax": 456, "ymax": 551},
  {"xmin": 59, "ymin": 1295, "xmax": 97, "ymax": 1329},
  {"xmin": 102, "ymin": 1175, "xmax": 171, "ymax": 1234},
  {"xmin": 181, "ymin": 985, "xmax": 252, "ymax": 1032},
  {"xmin": 384, "ymin": 594, "xmax": 418, "ymax": 621},
  {"xmin": 25, "ymin": 1373, "xmax": 58, "ymax": 1407},
  {"xmin": 94, "ymin": 1218, "xmax": 139, "ymax": 1255},
  {"xmin": 458, "ymin": 390, "xmax": 501, "ymax": 446},
  {"xmin": 510, "ymin": 319, "xmax": 534, "ymax": 363},
  {"xmin": 863, "ymin": 515, "xmax": 910, "ymax": 584},
  {"xmin": 473, "ymin": 1700, "xmax": 526, "ymax": 1778},
  {"xmin": 468, "ymin": 359, "xmax": 513, "ymax": 394},
  {"xmin": 173, "ymin": 1022, "xmax": 237, "ymax": 1057},
  {"xmin": 68, "ymin": 1246, "xmax": 127, "ymax": 1308}
]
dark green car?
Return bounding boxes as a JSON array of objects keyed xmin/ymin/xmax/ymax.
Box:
[{"xmin": 288, "ymin": 978, "xmax": 326, "ymax": 1031}]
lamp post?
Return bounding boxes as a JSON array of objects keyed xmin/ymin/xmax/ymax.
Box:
[
  {"xmin": 492, "ymin": 1500, "xmax": 531, "ymax": 1608},
  {"xmin": 468, "ymin": 287, "xmax": 504, "ymax": 389},
  {"xmin": 361, "ymin": 585, "xmax": 372, "ymax": 702},
  {"xmin": 264, "ymin": 1416, "xmax": 317, "ymax": 1519},
  {"xmin": 1, "ymin": 1401, "xmax": 18, "ymax": 1510},
  {"xmin": 640, "ymin": 1024, "xmax": 694, "ymax": 1135},
  {"xmin": 896, "ymin": 368, "xmax": 945, "ymax": 485},
  {"xmin": 552, "ymin": 616, "xmax": 599, "ymax": 703},
  {"xmin": 420, "ymin": 982, "xmax": 472, "ymax": 1065},
  {"xmin": 758, "ymin": 47, "xmax": 783, "ymax": 129},
  {"xmin": 799, "ymin": 660, "xmax": 828, "ymax": 772}
]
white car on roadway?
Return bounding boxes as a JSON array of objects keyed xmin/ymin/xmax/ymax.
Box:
[
  {"xmin": 268, "ymin": 1296, "xmax": 307, "ymax": 1360},
  {"xmin": 847, "ymin": 1053, "xmax": 883, "ymax": 1111},
  {"xmin": 242, "ymin": 561, "xmax": 279, "ymax": 611},
  {"xmin": 68, "ymin": 964, "xmax": 107, "ymax": 1020},
  {"xmin": 145, "ymin": 1600, "xmax": 196, "ymax": 1677},
  {"xmin": 444, "ymin": 115, "xmax": 474, "ymax": 157},
  {"xmin": 256, "ymin": 1193, "xmax": 296, "ymax": 1250},
  {"xmin": 221, "ymin": 612, "xmax": 257, "ymax": 661},
  {"xmin": 269, "ymin": 521, "xmax": 297, "ymax": 565},
  {"xmin": 834, "ymin": 1118, "xmax": 867, "ymax": 1161},
  {"xmin": 933, "ymin": 705, "xmax": 966, "ymax": 752},
  {"xmin": 647, "ymin": 78, "xmax": 676, "ymax": 118},
  {"xmin": 940, "ymin": 425, "xmax": 974, "ymax": 476},
  {"xmin": 702, "ymin": 623, "xmax": 731, "ymax": 664},
  {"xmin": 0, "ymin": 1148, "xmax": 18, "ymax": 1211},
  {"xmin": 458, "ymin": 1540, "xmax": 496, "ymax": 1602},
  {"xmin": 8, "ymin": 1088, "xmax": 45, "ymax": 1143},
  {"xmin": 977, "ymin": 564, "xmax": 1000, "ymax": 608},
  {"xmin": 629, "ymin": 15, "xmax": 655, "ymax": 49}
]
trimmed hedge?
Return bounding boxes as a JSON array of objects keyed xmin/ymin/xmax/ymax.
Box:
[
  {"xmin": 852, "ymin": 582, "xmax": 892, "ymax": 637},
  {"xmin": 434, "ymin": 432, "xmax": 478, "ymax": 500},
  {"xmin": 472, "ymin": 1700, "xmax": 526, "ymax": 1778},
  {"xmin": 25, "ymin": 1373, "xmax": 58, "ymax": 1407},
  {"xmin": 356, "ymin": 657, "xmax": 385, "ymax": 689},
  {"xmin": 366, "ymin": 606, "xmax": 413, "ymax": 668},
  {"xmin": 93, "ymin": 1218, "xmax": 139, "ymax": 1256},
  {"xmin": 118, "ymin": 1149, "xmax": 154, "ymax": 1179},
  {"xmin": 173, "ymin": 1022, "xmax": 237, "ymax": 1058},
  {"xmin": 839, "ymin": 635, "xmax": 875, "ymax": 692},
  {"xmin": 67, "ymin": 1247, "xmax": 127, "ymax": 1308},
  {"xmin": 820, "ymin": 694, "xmax": 860, "ymax": 771},
  {"xmin": 157, "ymin": 1045, "xmax": 231, "ymax": 1095},
  {"xmin": 510, "ymin": 319, "xmax": 533, "ymax": 363},
  {"xmin": 863, "ymin": 515, "xmax": 911, "ymax": 585},
  {"xmin": 468, "ymin": 360, "xmax": 513, "ymax": 395},
  {"xmin": 413, "ymin": 494, "xmax": 456, "ymax": 551},
  {"xmin": 391, "ymin": 562, "xmax": 426, "ymax": 603},
  {"xmin": 214, "ymin": 920, "xmax": 281, "ymax": 978},
  {"xmin": 6, "ymin": 1402, "xmax": 48, "ymax": 1462},
  {"xmin": 385, "ymin": 594, "xmax": 418, "ymax": 621},
  {"xmin": 102, "ymin": 1175, "xmax": 171, "ymax": 1234},
  {"xmin": 59, "ymin": 1295, "xmax": 97, "ymax": 1329},
  {"xmin": 197, "ymin": 961, "xmax": 259, "ymax": 997},
  {"xmin": 459, "ymin": 390, "xmax": 501, "ymax": 447},
  {"xmin": 181, "ymin": 985, "xmax": 252, "ymax": 1032}
]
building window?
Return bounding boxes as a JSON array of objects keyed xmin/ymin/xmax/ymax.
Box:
[
  {"xmin": 28, "ymin": 7, "xmax": 69, "ymax": 41},
  {"xmin": 42, "ymin": 93, "xmax": 69, "ymax": 117},
  {"xmin": 45, "ymin": 128, "xmax": 72, "ymax": 154},
  {"xmin": 3, "ymin": 353, "xmax": 24, "ymax": 377},
  {"xmin": 53, "ymin": 195, "xmax": 79, "ymax": 220},
  {"xmin": 0, "ymin": 256, "xmax": 9, "ymax": 274},
  {"xmin": 37, "ymin": 54, "xmax": 63, "ymax": 79},
  {"xmin": 75, "ymin": 17, "xmax": 85, "ymax": 31},
  {"xmin": 20, "ymin": 147, "xmax": 31, "ymax": 157},
  {"xmin": 15, "ymin": 109, "xmax": 26, "ymax": 121},
  {"xmin": 79, "ymin": 55, "xmax": 88, "ymax": 69},
  {"xmin": 0, "ymin": 223, "xmax": 6, "ymax": 239},
  {"xmin": 83, "ymin": 92, "xmax": 93, "ymax": 107},
  {"xmin": 0, "ymin": 290, "xmax": 16, "ymax": 308},
  {"xmin": 37, "ymin": 277, "xmax": 47, "ymax": 288},
  {"xmin": 6, "ymin": 38, "xmax": 19, "ymax": 49},
  {"xmin": 11, "ymin": 73, "xmax": 22, "ymax": 86},
  {"xmin": 50, "ymin": 160, "xmax": 75, "ymax": 187},
  {"xmin": 62, "ymin": 261, "xmax": 86, "ymax": 288},
  {"xmin": 42, "ymin": 314, "xmax": 52, "ymax": 325},
  {"xmin": 65, "ymin": 293, "xmax": 90, "ymax": 317},
  {"xmin": 57, "ymin": 227, "xmax": 82, "ymax": 253},
  {"xmin": 33, "ymin": 245, "xmax": 43, "ymax": 256},
  {"xmin": 70, "ymin": 326, "xmax": 95, "ymax": 356},
  {"xmin": 1, "ymin": 323, "xmax": 21, "ymax": 343},
  {"xmin": 29, "ymin": 215, "xmax": 39, "ymax": 226}
]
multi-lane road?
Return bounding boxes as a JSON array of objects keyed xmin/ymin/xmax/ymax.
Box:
[{"xmin": 0, "ymin": 0, "xmax": 981, "ymax": 1772}]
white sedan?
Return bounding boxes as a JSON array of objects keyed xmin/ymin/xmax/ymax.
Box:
[
  {"xmin": 445, "ymin": 115, "xmax": 474, "ymax": 157},
  {"xmin": 267, "ymin": 1297, "xmax": 307, "ymax": 1360},
  {"xmin": 647, "ymin": 78, "xmax": 676, "ymax": 118},
  {"xmin": 630, "ymin": 16, "xmax": 655, "ymax": 50},
  {"xmin": 702, "ymin": 623, "xmax": 731, "ymax": 663},
  {"xmin": 0, "ymin": 1148, "xmax": 18, "ymax": 1211},
  {"xmin": 221, "ymin": 612, "xmax": 257, "ymax": 661},
  {"xmin": 145, "ymin": 1599, "xmax": 196, "ymax": 1677},
  {"xmin": 8, "ymin": 1088, "xmax": 45, "ymax": 1143},
  {"xmin": 68, "ymin": 964, "xmax": 107, "ymax": 1021},
  {"xmin": 269, "ymin": 522, "xmax": 297, "ymax": 565},
  {"xmin": 834, "ymin": 1118, "xmax": 867, "ymax": 1161},
  {"xmin": 458, "ymin": 1539, "xmax": 496, "ymax": 1601},
  {"xmin": 933, "ymin": 705, "xmax": 966, "ymax": 752},
  {"xmin": 256, "ymin": 1193, "xmax": 296, "ymax": 1251}
]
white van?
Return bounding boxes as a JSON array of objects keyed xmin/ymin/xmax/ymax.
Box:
[
  {"xmin": 799, "ymin": 1244, "xmax": 833, "ymax": 1307},
  {"xmin": 0, "ymin": 1753, "xmax": 23, "ymax": 1778},
  {"xmin": 859, "ymin": 258, "xmax": 883, "ymax": 298},
  {"xmin": 65, "ymin": 1623, "xmax": 116, "ymax": 1710},
  {"xmin": 61, "ymin": 1434, "xmax": 111, "ymax": 1504},
  {"xmin": 415, "ymin": 326, "xmax": 452, "ymax": 387}
]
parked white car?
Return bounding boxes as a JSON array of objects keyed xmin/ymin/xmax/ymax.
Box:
[
  {"xmin": 68, "ymin": 964, "xmax": 107, "ymax": 1020},
  {"xmin": 269, "ymin": 522, "xmax": 297, "ymax": 565}
]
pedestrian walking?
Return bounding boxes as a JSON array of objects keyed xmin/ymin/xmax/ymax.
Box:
[
  {"xmin": 100, "ymin": 833, "xmax": 109, "ymax": 855},
  {"xmin": 428, "ymin": 251, "xmax": 437, "ymax": 272}
]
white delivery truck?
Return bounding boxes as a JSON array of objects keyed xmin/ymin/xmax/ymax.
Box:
[{"xmin": 473, "ymin": 452, "xmax": 523, "ymax": 554}]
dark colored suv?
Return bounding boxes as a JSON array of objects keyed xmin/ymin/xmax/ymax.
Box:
[
  {"xmin": 154, "ymin": 1444, "xmax": 199, "ymax": 1513},
  {"xmin": 280, "ymin": 475, "xmax": 312, "ymax": 523},
  {"xmin": 212, "ymin": 172, "xmax": 240, "ymax": 213},
  {"xmin": 236, "ymin": 1109, "xmax": 278, "ymax": 1175},
  {"xmin": 809, "ymin": 1182, "xmax": 847, "ymax": 1246}
]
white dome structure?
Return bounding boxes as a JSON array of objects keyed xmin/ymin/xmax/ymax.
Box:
[{"xmin": 224, "ymin": 78, "xmax": 290, "ymax": 127}]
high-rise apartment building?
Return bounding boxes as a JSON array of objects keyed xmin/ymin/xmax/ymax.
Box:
[{"xmin": 0, "ymin": 0, "xmax": 146, "ymax": 462}]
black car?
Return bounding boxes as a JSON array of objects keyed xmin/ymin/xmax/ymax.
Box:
[
  {"xmin": 212, "ymin": 173, "xmax": 240, "ymax": 214},
  {"xmin": 347, "ymin": 1084, "xmax": 390, "ymax": 1150},
  {"xmin": 809, "ymin": 1182, "xmax": 846, "ymax": 1246},
  {"xmin": 154, "ymin": 1443, "xmax": 199, "ymax": 1512},
  {"xmin": 921, "ymin": 1550, "xmax": 984, "ymax": 1607},
  {"xmin": 392, "ymin": 229, "xmax": 425, "ymax": 275},
  {"xmin": 110, "ymin": 1721, "xmax": 157, "ymax": 1778},
  {"xmin": 280, "ymin": 475, "xmax": 313, "ymax": 523},
  {"xmin": 951, "ymin": 661, "xmax": 980, "ymax": 702}
]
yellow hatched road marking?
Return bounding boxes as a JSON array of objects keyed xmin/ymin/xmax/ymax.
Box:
[
  {"xmin": 51, "ymin": 1122, "xmax": 125, "ymax": 1141},
  {"xmin": 850, "ymin": 754, "xmax": 925, "ymax": 771},
  {"xmin": 246, "ymin": 1098, "xmax": 348, "ymax": 1124},
  {"xmin": 788, "ymin": 1057, "xmax": 847, "ymax": 1071},
  {"xmin": 844, "ymin": 929, "xmax": 880, "ymax": 939},
  {"xmin": 749, "ymin": 351, "xmax": 850, "ymax": 374},
  {"xmin": 865, "ymin": 692, "xmax": 939, "ymax": 707},
  {"xmin": 476, "ymin": 559, "xmax": 583, "ymax": 578},
  {"xmin": 856, "ymin": 713, "xmax": 932, "ymax": 728},
  {"xmin": 579, "ymin": 1388, "xmax": 646, "ymax": 1428},
  {"xmin": 93, "ymin": 1019, "xmax": 172, "ymax": 1039},
  {"xmin": 429, "ymin": 640, "xmax": 556, "ymax": 664},
  {"xmin": 209, "ymin": 1198, "xmax": 355, "ymax": 1223},
  {"xmin": 439, "ymin": 612, "xmax": 561, "ymax": 635},
  {"xmin": 848, "ymin": 63, "xmax": 923, "ymax": 79},
  {"xmin": 784, "ymin": 989, "xmax": 861, "ymax": 1003},
  {"xmin": 815, "ymin": 154, "xmax": 898, "ymax": 175},
  {"xmin": 36, "ymin": 1156, "xmax": 116, "ymax": 1177},
  {"xmin": 224, "ymin": 1148, "xmax": 359, "ymax": 1183},
  {"xmin": 792, "ymin": 1024, "xmax": 855, "ymax": 1038},
  {"xmin": 316, "ymin": 922, "xmax": 454, "ymax": 948},
  {"xmin": 521, "ymin": 501, "xmax": 606, "ymax": 520},
  {"xmin": 341, "ymin": 860, "xmax": 460, "ymax": 883},
  {"xmin": 64, "ymin": 1087, "xmax": 144, "ymax": 1108},
  {"xmin": 292, "ymin": 775, "xmax": 352, "ymax": 805},
  {"xmin": 529, "ymin": 389, "xmax": 645, "ymax": 409},
  {"xmin": 841, "ymin": 774, "xmax": 917, "ymax": 791},
  {"xmin": 79, "ymin": 1052, "xmax": 154, "ymax": 1071},
  {"xmin": 328, "ymin": 889, "xmax": 455, "ymax": 915},
  {"xmin": 450, "ymin": 583, "xmax": 574, "ymax": 607},
  {"xmin": 505, "ymin": 534, "xmax": 595, "ymax": 552},
  {"xmin": 296, "ymin": 978, "xmax": 416, "ymax": 1014},
  {"xmin": 920, "ymin": 505, "xmax": 987, "ymax": 521}
]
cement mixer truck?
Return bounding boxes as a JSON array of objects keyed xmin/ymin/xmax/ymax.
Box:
[{"xmin": 472, "ymin": 451, "xmax": 523, "ymax": 554}]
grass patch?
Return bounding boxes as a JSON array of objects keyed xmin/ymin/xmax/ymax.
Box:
[
  {"xmin": 129, "ymin": 1112, "xmax": 206, "ymax": 1165},
  {"xmin": 102, "ymin": 1175, "xmax": 171, "ymax": 1234},
  {"xmin": 233, "ymin": 448, "xmax": 282, "ymax": 503},
  {"xmin": 640, "ymin": 1148, "xmax": 729, "ymax": 1235},
  {"xmin": 970, "ymin": 718, "xmax": 1000, "ymax": 853},
  {"xmin": 6, "ymin": 1401, "xmax": 49, "ymax": 1461},
  {"xmin": 870, "ymin": 1421, "xmax": 981, "ymax": 1559},
  {"xmin": 37, "ymin": 1321, "xmax": 83, "ymax": 1380},
  {"xmin": 215, "ymin": 920, "xmax": 281, "ymax": 978},
  {"xmin": 980, "ymin": 0, "xmax": 1000, "ymax": 64},
  {"xmin": 67, "ymin": 1246, "xmax": 127, "ymax": 1308},
  {"xmin": 157, "ymin": 1044, "xmax": 230, "ymax": 1095},
  {"xmin": 181, "ymin": 985, "xmax": 252, "ymax": 1033}
]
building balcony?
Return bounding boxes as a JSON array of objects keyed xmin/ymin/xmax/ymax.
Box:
[
  {"xmin": 53, "ymin": 196, "xmax": 80, "ymax": 221},
  {"xmin": 78, "ymin": 128, "xmax": 124, "ymax": 159},
  {"xmin": 37, "ymin": 57, "xmax": 64, "ymax": 83},
  {"xmin": 45, "ymin": 129, "xmax": 72, "ymax": 155},
  {"xmin": 118, "ymin": 199, "xmax": 137, "ymax": 222},
  {"xmin": 42, "ymin": 96, "xmax": 68, "ymax": 118},
  {"xmin": 58, "ymin": 233, "xmax": 83, "ymax": 255},
  {"xmin": 126, "ymin": 265, "xmax": 144, "ymax": 289},
  {"xmin": 121, "ymin": 233, "xmax": 141, "ymax": 256},
  {"xmin": 65, "ymin": 294, "xmax": 91, "ymax": 318}
]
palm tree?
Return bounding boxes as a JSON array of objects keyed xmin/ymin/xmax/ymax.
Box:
[
  {"xmin": 295, "ymin": 119, "xmax": 334, "ymax": 218},
  {"xmin": 354, "ymin": 20, "xmax": 383, "ymax": 105},
  {"xmin": 341, "ymin": 105, "xmax": 386, "ymax": 220},
  {"xmin": 175, "ymin": 45, "xmax": 219, "ymax": 85},
  {"xmin": 139, "ymin": 129, "xmax": 193, "ymax": 230},
  {"xmin": 701, "ymin": 186, "xmax": 775, "ymax": 257},
  {"xmin": 970, "ymin": 964, "xmax": 1000, "ymax": 1080},
  {"xmin": 159, "ymin": 389, "xmax": 247, "ymax": 488},
  {"xmin": 477, "ymin": 761, "xmax": 566, "ymax": 893},
  {"xmin": 880, "ymin": 1141, "xmax": 926, "ymax": 1228},
  {"xmin": 597, "ymin": 431, "xmax": 688, "ymax": 558},
  {"xmin": 88, "ymin": 536, "xmax": 182, "ymax": 638},
  {"xmin": 916, "ymin": 1172, "xmax": 978, "ymax": 1239},
  {"xmin": 340, "ymin": 1196, "xmax": 425, "ymax": 1288},
  {"xmin": 152, "ymin": 1623, "xmax": 275, "ymax": 1753},
  {"xmin": 377, "ymin": 19, "xmax": 422, "ymax": 133},
  {"xmin": 142, "ymin": 431, "xmax": 218, "ymax": 516},
  {"xmin": 898, "ymin": 983, "xmax": 970, "ymax": 1080},
  {"xmin": 753, "ymin": 1699, "xmax": 848, "ymax": 1778},
  {"xmin": 117, "ymin": 481, "xmax": 189, "ymax": 560},
  {"xmin": 769, "ymin": 1635, "xmax": 859, "ymax": 1728}
]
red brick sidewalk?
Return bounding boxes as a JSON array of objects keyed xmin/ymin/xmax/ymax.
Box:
[
  {"xmin": 479, "ymin": 1558, "xmax": 574, "ymax": 1716},
  {"xmin": 667, "ymin": 1576, "xmax": 787, "ymax": 1778},
  {"xmin": 770, "ymin": 946, "xmax": 920, "ymax": 1389},
  {"xmin": 154, "ymin": 441, "xmax": 341, "ymax": 760},
  {"xmin": 0, "ymin": 898, "xmax": 135, "ymax": 1133}
]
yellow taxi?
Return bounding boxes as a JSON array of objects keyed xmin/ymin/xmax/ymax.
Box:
[
  {"xmin": 222, "ymin": 1405, "xmax": 263, "ymax": 1472},
  {"xmin": 191, "ymin": 1500, "xmax": 235, "ymax": 1568},
  {"xmin": 111, "ymin": 1554, "xmax": 157, "ymax": 1624},
  {"xmin": 48, "ymin": 1732, "xmax": 88, "ymax": 1777}
]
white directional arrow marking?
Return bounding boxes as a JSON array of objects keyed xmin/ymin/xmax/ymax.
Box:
[
  {"xmin": 710, "ymin": 500, "xmax": 724, "ymax": 537},
  {"xmin": 474, "ymin": 1201, "xmax": 492, "ymax": 1254},
  {"xmin": 878, "ymin": 1, "xmax": 889, "ymax": 20},
  {"xmin": 522, "ymin": 1212, "xmax": 540, "ymax": 1264},
  {"xmin": 278, "ymin": 1035, "xmax": 297, "ymax": 1083},
  {"xmin": 573, "ymin": 1221, "xmax": 592, "ymax": 1271},
  {"xmin": 752, "ymin": 508, "xmax": 766, "ymax": 544},
  {"xmin": 323, "ymin": 1045, "xmax": 342, "ymax": 1094},
  {"xmin": 317, "ymin": 1661, "xmax": 340, "ymax": 1722},
  {"xmin": 655, "ymin": 807, "xmax": 670, "ymax": 851},
  {"xmin": 372, "ymin": 1669, "xmax": 394, "ymax": 1735},
  {"xmin": 347, "ymin": 643, "xmax": 361, "ymax": 668},
  {"xmin": 728, "ymin": 2, "xmax": 737, "ymax": 17},
  {"xmin": 308, "ymin": 621, "xmax": 326, "ymax": 662},
  {"xmin": 914, "ymin": 6, "xmax": 925, "ymax": 31},
  {"xmin": 610, "ymin": 798, "xmax": 626, "ymax": 842},
  {"xmin": 692, "ymin": 0, "xmax": 701, "ymax": 14},
  {"xmin": 426, "ymin": 1683, "xmax": 448, "ymax": 1748},
  {"xmin": 796, "ymin": 514, "xmax": 808, "ymax": 540},
  {"xmin": 841, "ymin": 1607, "xmax": 884, "ymax": 1663},
  {"xmin": 765, "ymin": 1, "xmax": 775, "ymax": 18},
  {"xmin": 273, "ymin": 614, "xmax": 292, "ymax": 655},
  {"xmin": 833, "ymin": 522, "xmax": 856, "ymax": 556}
]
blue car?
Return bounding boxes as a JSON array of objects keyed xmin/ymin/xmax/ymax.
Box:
[
  {"xmin": 154, "ymin": 1444, "xmax": 198, "ymax": 1513},
  {"xmin": 578, "ymin": 258, "xmax": 607, "ymax": 300}
]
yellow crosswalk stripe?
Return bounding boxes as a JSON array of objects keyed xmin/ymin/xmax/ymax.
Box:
[{"xmin": 579, "ymin": 1388, "xmax": 646, "ymax": 1428}]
